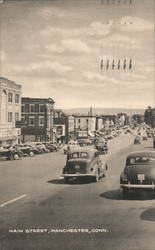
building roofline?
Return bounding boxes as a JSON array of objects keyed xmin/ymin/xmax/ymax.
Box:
[
  {"xmin": 22, "ymin": 97, "xmax": 55, "ymax": 103},
  {"xmin": 0, "ymin": 76, "xmax": 21, "ymax": 88}
]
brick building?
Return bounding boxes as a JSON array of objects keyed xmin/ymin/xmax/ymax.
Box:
[{"xmin": 21, "ymin": 97, "xmax": 55, "ymax": 142}]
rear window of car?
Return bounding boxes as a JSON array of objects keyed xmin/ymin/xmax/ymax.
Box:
[
  {"xmin": 127, "ymin": 157, "xmax": 155, "ymax": 165},
  {"xmin": 70, "ymin": 152, "xmax": 88, "ymax": 159}
]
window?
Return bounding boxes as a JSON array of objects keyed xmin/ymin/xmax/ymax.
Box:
[
  {"xmin": 39, "ymin": 116, "xmax": 44, "ymax": 126},
  {"xmin": 29, "ymin": 116, "xmax": 35, "ymax": 126},
  {"xmin": 25, "ymin": 104, "xmax": 29, "ymax": 112},
  {"xmin": 39, "ymin": 104, "xmax": 44, "ymax": 112},
  {"xmin": 30, "ymin": 104, "xmax": 35, "ymax": 112},
  {"xmin": 15, "ymin": 94, "xmax": 19, "ymax": 103},
  {"xmin": 15, "ymin": 112, "xmax": 19, "ymax": 121},
  {"xmin": 78, "ymin": 119, "xmax": 81, "ymax": 123},
  {"xmin": 8, "ymin": 112, "xmax": 12, "ymax": 122},
  {"xmin": 21, "ymin": 116, "xmax": 25, "ymax": 122},
  {"xmin": 21, "ymin": 105, "xmax": 25, "ymax": 112},
  {"xmin": 8, "ymin": 93, "xmax": 13, "ymax": 102}
]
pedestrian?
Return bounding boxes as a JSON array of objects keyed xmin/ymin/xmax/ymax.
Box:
[{"xmin": 153, "ymin": 134, "xmax": 155, "ymax": 149}]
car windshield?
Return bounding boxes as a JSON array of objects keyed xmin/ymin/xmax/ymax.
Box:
[
  {"xmin": 127, "ymin": 157, "xmax": 155, "ymax": 165},
  {"xmin": 70, "ymin": 152, "xmax": 89, "ymax": 159}
]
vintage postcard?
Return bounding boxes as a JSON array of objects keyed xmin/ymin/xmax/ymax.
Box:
[{"xmin": 0, "ymin": 0, "xmax": 155, "ymax": 250}]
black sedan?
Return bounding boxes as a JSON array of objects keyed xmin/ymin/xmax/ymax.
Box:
[{"xmin": 120, "ymin": 151, "xmax": 155, "ymax": 198}]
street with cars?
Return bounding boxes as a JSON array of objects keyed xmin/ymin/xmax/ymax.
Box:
[{"xmin": 0, "ymin": 124, "xmax": 155, "ymax": 249}]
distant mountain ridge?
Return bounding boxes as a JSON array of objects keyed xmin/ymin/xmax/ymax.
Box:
[{"xmin": 62, "ymin": 107, "xmax": 145, "ymax": 116}]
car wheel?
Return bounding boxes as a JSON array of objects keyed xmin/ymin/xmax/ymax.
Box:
[
  {"xmin": 64, "ymin": 177, "xmax": 70, "ymax": 184},
  {"xmin": 13, "ymin": 153, "xmax": 19, "ymax": 160},
  {"xmin": 29, "ymin": 151, "xmax": 34, "ymax": 157},
  {"xmin": 7, "ymin": 155, "xmax": 13, "ymax": 160},
  {"xmin": 122, "ymin": 188, "xmax": 129, "ymax": 199}
]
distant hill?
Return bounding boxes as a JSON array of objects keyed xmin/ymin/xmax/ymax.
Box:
[{"xmin": 62, "ymin": 107, "xmax": 145, "ymax": 116}]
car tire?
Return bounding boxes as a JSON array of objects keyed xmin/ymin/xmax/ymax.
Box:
[
  {"xmin": 29, "ymin": 151, "xmax": 34, "ymax": 157},
  {"xmin": 13, "ymin": 153, "xmax": 19, "ymax": 160},
  {"xmin": 122, "ymin": 188, "xmax": 129, "ymax": 199},
  {"xmin": 64, "ymin": 177, "xmax": 70, "ymax": 184}
]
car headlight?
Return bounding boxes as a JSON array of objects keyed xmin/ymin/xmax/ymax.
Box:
[
  {"xmin": 120, "ymin": 175, "xmax": 128, "ymax": 182},
  {"xmin": 150, "ymin": 169, "xmax": 155, "ymax": 178}
]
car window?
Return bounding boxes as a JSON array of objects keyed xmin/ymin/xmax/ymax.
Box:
[
  {"xmin": 128, "ymin": 157, "xmax": 155, "ymax": 165},
  {"xmin": 70, "ymin": 152, "xmax": 88, "ymax": 159}
]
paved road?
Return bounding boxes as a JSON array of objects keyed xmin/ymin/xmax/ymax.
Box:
[{"xmin": 0, "ymin": 135, "xmax": 155, "ymax": 250}]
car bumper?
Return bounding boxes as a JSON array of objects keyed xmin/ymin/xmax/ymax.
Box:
[
  {"xmin": 62, "ymin": 174, "xmax": 95, "ymax": 177},
  {"xmin": 120, "ymin": 183, "xmax": 155, "ymax": 189}
]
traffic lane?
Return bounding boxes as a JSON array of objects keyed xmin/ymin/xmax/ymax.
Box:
[
  {"xmin": 1, "ymin": 141, "xmax": 155, "ymax": 250},
  {"xmin": 0, "ymin": 133, "xmax": 134, "ymax": 204},
  {"xmin": 0, "ymin": 151, "xmax": 66, "ymax": 205}
]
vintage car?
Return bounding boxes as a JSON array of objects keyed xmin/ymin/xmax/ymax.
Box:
[
  {"xmin": 95, "ymin": 138, "xmax": 108, "ymax": 154},
  {"xmin": 62, "ymin": 148, "xmax": 108, "ymax": 183},
  {"xmin": 134, "ymin": 136, "xmax": 141, "ymax": 144},
  {"xmin": 120, "ymin": 151, "xmax": 155, "ymax": 198},
  {"xmin": 63, "ymin": 140, "xmax": 79, "ymax": 154},
  {"xmin": 42, "ymin": 142, "xmax": 57, "ymax": 152},
  {"xmin": 14, "ymin": 144, "xmax": 35, "ymax": 157},
  {"xmin": 0, "ymin": 146, "xmax": 23, "ymax": 160},
  {"xmin": 29, "ymin": 142, "xmax": 48, "ymax": 154},
  {"xmin": 77, "ymin": 138, "xmax": 92, "ymax": 147}
]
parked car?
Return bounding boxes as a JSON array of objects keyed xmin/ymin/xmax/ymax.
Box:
[
  {"xmin": 48, "ymin": 141, "xmax": 59, "ymax": 151},
  {"xmin": 42, "ymin": 142, "xmax": 58, "ymax": 152},
  {"xmin": 62, "ymin": 147, "xmax": 108, "ymax": 183},
  {"xmin": 77, "ymin": 139, "xmax": 92, "ymax": 147},
  {"xmin": 0, "ymin": 146, "xmax": 23, "ymax": 160},
  {"xmin": 120, "ymin": 151, "xmax": 155, "ymax": 198},
  {"xmin": 15, "ymin": 144, "xmax": 35, "ymax": 157},
  {"xmin": 29, "ymin": 142, "xmax": 48, "ymax": 153}
]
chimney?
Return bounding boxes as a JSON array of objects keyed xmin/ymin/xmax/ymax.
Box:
[{"xmin": 90, "ymin": 107, "xmax": 93, "ymax": 116}]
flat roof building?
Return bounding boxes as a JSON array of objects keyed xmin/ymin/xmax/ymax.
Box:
[{"xmin": 0, "ymin": 77, "xmax": 21, "ymax": 145}]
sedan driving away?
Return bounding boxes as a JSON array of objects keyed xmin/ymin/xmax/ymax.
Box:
[{"xmin": 120, "ymin": 151, "xmax": 155, "ymax": 198}]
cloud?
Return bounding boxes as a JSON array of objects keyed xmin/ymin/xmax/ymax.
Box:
[
  {"xmin": 40, "ymin": 26, "xmax": 82, "ymax": 37},
  {"xmin": 11, "ymin": 61, "xmax": 72, "ymax": 76},
  {"xmin": 88, "ymin": 21, "xmax": 112, "ymax": 36},
  {"xmin": 82, "ymin": 71, "xmax": 119, "ymax": 85},
  {"xmin": 1, "ymin": 51, "xmax": 6, "ymax": 61},
  {"xmin": 61, "ymin": 39, "xmax": 90, "ymax": 53},
  {"xmin": 40, "ymin": 21, "xmax": 111, "ymax": 39},
  {"xmin": 119, "ymin": 16, "xmax": 154, "ymax": 31},
  {"xmin": 45, "ymin": 44, "xmax": 64, "ymax": 53},
  {"xmin": 45, "ymin": 39, "xmax": 91, "ymax": 54}
]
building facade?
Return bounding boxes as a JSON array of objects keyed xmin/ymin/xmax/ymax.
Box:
[
  {"xmin": 21, "ymin": 97, "xmax": 55, "ymax": 142},
  {"xmin": 74, "ymin": 115, "xmax": 96, "ymax": 136},
  {"xmin": 0, "ymin": 77, "xmax": 21, "ymax": 145},
  {"xmin": 96, "ymin": 115, "xmax": 116, "ymax": 130},
  {"xmin": 54, "ymin": 109, "xmax": 68, "ymax": 143}
]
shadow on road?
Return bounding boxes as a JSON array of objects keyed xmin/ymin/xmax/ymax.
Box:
[
  {"xmin": 144, "ymin": 146, "xmax": 154, "ymax": 149},
  {"xmin": 100, "ymin": 189, "xmax": 155, "ymax": 201},
  {"xmin": 47, "ymin": 177, "xmax": 95, "ymax": 185},
  {"xmin": 47, "ymin": 179, "xmax": 65, "ymax": 184},
  {"xmin": 140, "ymin": 208, "xmax": 155, "ymax": 222}
]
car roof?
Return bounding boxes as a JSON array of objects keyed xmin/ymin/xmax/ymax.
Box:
[
  {"xmin": 68, "ymin": 147, "xmax": 97, "ymax": 154},
  {"xmin": 127, "ymin": 151, "xmax": 155, "ymax": 158}
]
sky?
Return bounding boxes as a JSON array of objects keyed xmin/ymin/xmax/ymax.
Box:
[{"xmin": 0, "ymin": 0, "xmax": 155, "ymax": 109}]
